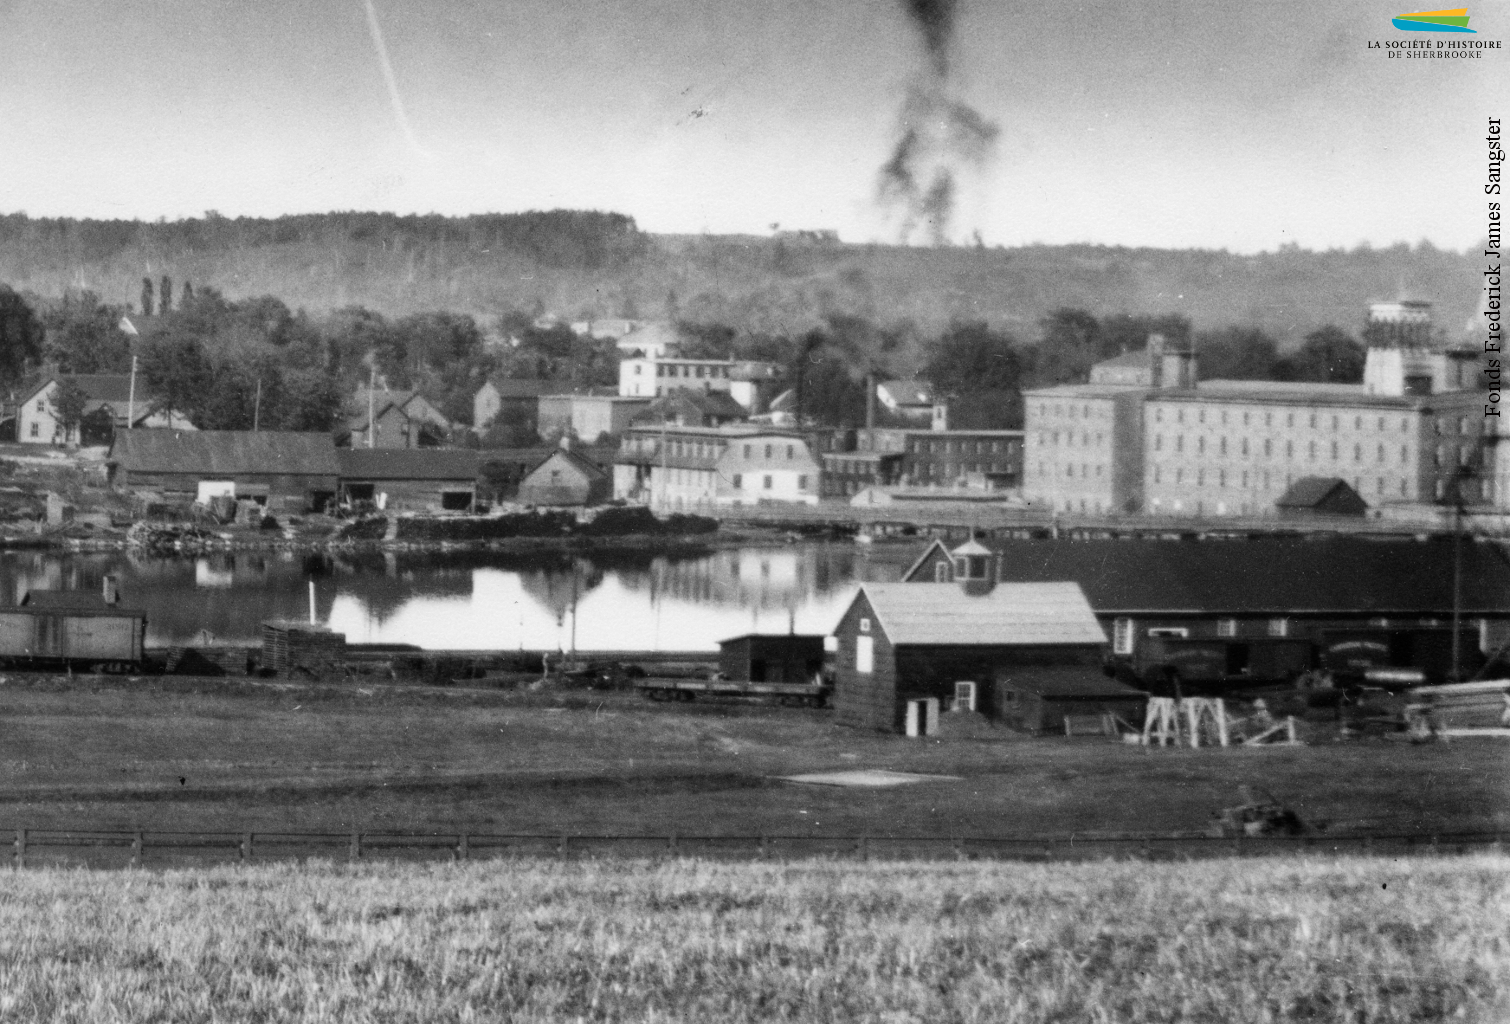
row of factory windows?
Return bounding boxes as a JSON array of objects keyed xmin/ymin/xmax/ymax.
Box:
[
  {"xmin": 1152, "ymin": 434, "xmax": 1423, "ymax": 465},
  {"xmin": 1038, "ymin": 403, "xmax": 1481, "ymax": 438},
  {"xmin": 907, "ymin": 438, "xmax": 1019, "ymax": 455},
  {"xmin": 1037, "ymin": 431, "xmax": 1107, "ymax": 448}
]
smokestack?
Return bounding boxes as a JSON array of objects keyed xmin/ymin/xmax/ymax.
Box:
[{"xmin": 866, "ymin": 373, "xmax": 876, "ymax": 429}]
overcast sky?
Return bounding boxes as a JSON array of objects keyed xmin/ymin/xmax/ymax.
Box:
[{"xmin": 0, "ymin": 0, "xmax": 1500, "ymax": 252}]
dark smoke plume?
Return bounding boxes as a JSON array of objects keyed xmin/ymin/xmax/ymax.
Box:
[
  {"xmin": 904, "ymin": 0, "xmax": 957, "ymax": 75},
  {"xmin": 880, "ymin": 0, "xmax": 998, "ymax": 246}
]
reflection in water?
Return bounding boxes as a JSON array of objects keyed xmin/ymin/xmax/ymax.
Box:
[{"xmin": 0, "ymin": 544, "xmax": 913, "ymax": 651}]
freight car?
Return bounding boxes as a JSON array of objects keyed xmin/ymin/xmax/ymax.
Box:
[
  {"xmin": 0, "ymin": 580, "xmax": 148, "ymax": 673},
  {"xmin": 1121, "ymin": 626, "xmax": 1484, "ymax": 695}
]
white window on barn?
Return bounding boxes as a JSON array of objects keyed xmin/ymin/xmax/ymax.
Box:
[
  {"xmin": 1217, "ymin": 619, "xmax": 1238, "ymax": 638},
  {"xmin": 859, "ymin": 617, "xmax": 870, "ymax": 633},
  {"xmin": 933, "ymin": 560, "xmax": 952, "ymax": 583},
  {"xmin": 1267, "ymin": 618, "xmax": 1289, "ymax": 637},
  {"xmin": 1112, "ymin": 618, "xmax": 1134, "ymax": 655},
  {"xmin": 953, "ymin": 681, "xmax": 977, "ymax": 713},
  {"xmin": 855, "ymin": 635, "xmax": 874, "ymax": 674}
]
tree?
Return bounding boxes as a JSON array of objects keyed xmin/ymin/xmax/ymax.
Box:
[
  {"xmin": 0, "ymin": 286, "xmax": 45, "ymax": 384},
  {"xmin": 52, "ymin": 378, "xmax": 89, "ymax": 443},
  {"xmin": 139, "ymin": 336, "xmax": 213, "ymax": 428},
  {"xmin": 40, "ymin": 291, "xmax": 133, "ymax": 374},
  {"xmin": 923, "ymin": 322, "xmax": 1027, "ymax": 429},
  {"xmin": 140, "ymin": 277, "xmax": 154, "ymax": 317},
  {"xmin": 1280, "ymin": 326, "xmax": 1365, "ymax": 383},
  {"xmin": 925, "ymin": 321, "xmax": 1024, "ymax": 394},
  {"xmin": 1027, "ymin": 308, "xmax": 1105, "ymax": 387},
  {"xmin": 159, "ymin": 275, "xmax": 173, "ymax": 315},
  {"xmin": 1195, "ymin": 327, "xmax": 1280, "ymax": 381}
]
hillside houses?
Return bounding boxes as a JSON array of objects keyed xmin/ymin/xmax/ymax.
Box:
[{"xmin": 345, "ymin": 388, "xmax": 452, "ymax": 449}]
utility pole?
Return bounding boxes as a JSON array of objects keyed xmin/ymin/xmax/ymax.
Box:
[
  {"xmin": 127, "ymin": 355, "xmax": 137, "ymax": 430},
  {"xmin": 367, "ymin": 363, "xmax": 377, "ymax": 449},
  {"xmin": 253, "ymin": 378, "xmax": 262, "ymax": 432}
]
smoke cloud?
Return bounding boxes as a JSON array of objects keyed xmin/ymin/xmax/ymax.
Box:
[{"xmin": 879, "ymin": 0, "xmax": 999, "ymax": 245}]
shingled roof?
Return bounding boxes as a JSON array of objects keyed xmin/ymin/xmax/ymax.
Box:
[
  {"xmin": 906, "ymin": 537, "xmax": 1510, "ymax": 616},
  {"xmin": 857, "ymin": 582, "xmax": 1106, "ymax": 646},
  {"xmin": 109, "ymin": 430, "xmax": 339, "ymax": 476}
]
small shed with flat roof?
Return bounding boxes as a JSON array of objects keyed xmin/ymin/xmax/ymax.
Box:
[{"xmin": 718, "ymin": 633, "xmax": 826, "ymax": 683}]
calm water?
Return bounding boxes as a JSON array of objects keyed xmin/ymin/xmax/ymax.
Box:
[{"xmin": 0, "ymin": 544, "xmax": 915, "ymax": 651}]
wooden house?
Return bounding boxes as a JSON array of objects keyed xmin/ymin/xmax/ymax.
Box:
[
  {"xmin": 831, "ymin": 581, "xmax": 1107, "ymax": 734},
  {"xmin": 516, "ymin": 447, "xmax": 611, "ymax": 507},
  {"xmin": 718, "ymin": 633, "xmax": 826, "ymax": 683},
  {"xmin": 17, "ymin": 375, "xmax": 193, "ymax": 445},
  {"xmin": 347, "ymin": 388, "xmax": 452, "ymax": 449}
]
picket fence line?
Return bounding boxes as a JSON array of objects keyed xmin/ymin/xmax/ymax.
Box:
[{"xmin": 5, "ymin": 827, "xmax": 1504, "ymax": 868}]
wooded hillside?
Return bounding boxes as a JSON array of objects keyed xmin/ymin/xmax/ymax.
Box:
[{"xmin": 0, "ymin": 212, "xmax": 1483, "ymax": 348}]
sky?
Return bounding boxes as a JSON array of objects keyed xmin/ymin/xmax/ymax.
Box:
[{"xmin": 0, "ymin": 0, "xmax": 1501, "ymax": 253}]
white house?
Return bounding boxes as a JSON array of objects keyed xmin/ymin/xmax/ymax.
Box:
[
  {"xmin": 619, "ymin": 357, "xmax": 782, "ymax": 410},
  {"xmin": 18, "ymin": 375, "xmax": 193, "ymax": 445}
]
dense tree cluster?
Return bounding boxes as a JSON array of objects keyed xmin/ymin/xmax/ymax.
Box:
[{"xmin": 0, "ymin": 271, "xmax": 1371, "ymax": 443}]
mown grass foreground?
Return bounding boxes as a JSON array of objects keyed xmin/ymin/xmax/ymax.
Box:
[{"xmin": 0, "ymin": 856, "xmax": 1504, "ymax": 1023}]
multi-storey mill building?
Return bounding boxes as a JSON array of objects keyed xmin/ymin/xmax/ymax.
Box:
[{"xmin": 1024, "ymin": 301, "xmax": 1495, "ymax": 517}]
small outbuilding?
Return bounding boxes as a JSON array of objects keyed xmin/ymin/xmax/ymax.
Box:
[
  {"xmin": 994, "ymin": 668, "xmax": 1147, "ymax": 735},
  {"xmin": 1275, "ymin": 476, "xmax": 1368, "ymax": 517},
  {"xmin": 718, "ymin": 633, "xmax": 826, "ymax": 683},
  {"xmin": 516, "ymin": 447, "xmax": 612, "ymax": 507},
  {"xmin": 831, "ymin": 580, "xmax": 1108, "ymax": 734}
]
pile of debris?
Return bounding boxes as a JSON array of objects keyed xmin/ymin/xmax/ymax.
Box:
[
  {"xmin": 126, "ymin": 521, "xmax": 226, "ymax": 555},
  {"xmin": 1210, "ymin": 785, "xmax": 1306, "ymax": 837}
]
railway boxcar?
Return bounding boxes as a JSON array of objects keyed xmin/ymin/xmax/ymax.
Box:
[
  {"xmin": 1319, "ymin": 627, "xmax": 1483, "ymax": 686},
  {"xmin": 0, "ymin": 582, "xmax": 147, "ymax": 672}
]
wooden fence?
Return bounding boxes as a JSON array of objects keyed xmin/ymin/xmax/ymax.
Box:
[{"xmin": 6, "ymin": 827, "xmax": 1503, "ymax": 869}]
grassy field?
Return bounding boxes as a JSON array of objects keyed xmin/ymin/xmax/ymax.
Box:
[
  {"xmin": 0, "ymin": 677, "xmax": 1506, "ymax": 842},
  {"xmin": 0, "ymin": 855, "xmax": 1504, "ymax": 1022}
]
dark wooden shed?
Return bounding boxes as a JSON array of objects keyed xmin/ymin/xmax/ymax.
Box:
[
  {"xmin": 995, "ymin": 668, "xmax": 1147, "ymax": 734},
  {"xmin": 831, "ymin": 581, "xmax": 1108, "ymax": 734},
  {"xmin": 1275, "ymin": 476, "xmax": 1368, "ymax": 517},
  {"xmin": 517, "ymin": 447, "xmax": 611, "ymax": 507},
  {"xmin": 107, "ymin": 429, "xmax": 340, "ymax": 512},
  {"xmin": 718, "ymin": 633, "xmax": 826, "ymax": 683}
]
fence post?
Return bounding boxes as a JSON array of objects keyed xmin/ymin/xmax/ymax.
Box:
[
  {"xmin": 667, "ymin": 833, "xmax": 677, "ymax": 856},
  {"xmin": 456, "ymin": 833, "xmax": 469, "ymax": 862},
  {"xmin": 14, "ymin": 829, "xmax": 25, "ymax": 869},
  {"xmin": 130, "ymin": 831, "xmax": 143, "ymax": 867},
  {"xmin": 758, "ymin": 835, "xmax": 770, "ymax": 860},
  {"xmin": 857, "ymin": 835, "xmax": 869, "ymax": 861},
  {"xmin": 240, "ymin": 833, "xmax": 253, "ymax": 862},
  {"xmin": 558, "ymin": 835, "xmax": 569, "ymax": 860},
  {"xmin": 349, "ymin": 832, "xmax": 362, "ymax": 861}
]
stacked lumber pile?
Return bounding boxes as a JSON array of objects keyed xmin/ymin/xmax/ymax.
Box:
[{"xmin": 261, "ymin": 621, "xmax": 347, "ymax": 677}]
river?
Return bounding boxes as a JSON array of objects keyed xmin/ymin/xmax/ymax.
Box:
[{"xmin": 0, "ymin": 543, "xmax": 919, "ymax": 651}]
